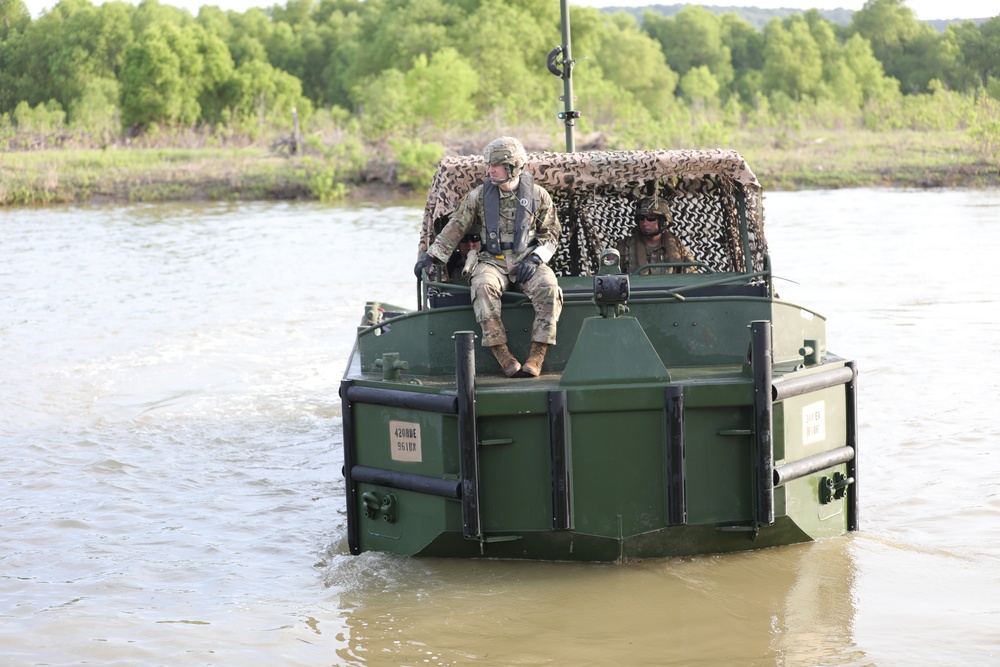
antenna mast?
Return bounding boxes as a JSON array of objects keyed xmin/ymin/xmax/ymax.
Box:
[{"xmin": 547, "ymin": 0, "xmax": 579, "ymax": 152}]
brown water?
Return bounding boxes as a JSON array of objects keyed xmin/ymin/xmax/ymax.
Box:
[{"xmin": 1, "ymin": 191, "xmax": 998, "ymax": 666}]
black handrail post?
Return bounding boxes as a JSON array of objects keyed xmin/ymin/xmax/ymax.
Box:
[
  {"xmin": 751, "ymin": 321, "xmax": 775, "ymax": 527},
  {"xmin": 665, "ymin": 385, "xmax": 687, "ymax": 525},
  {"xmin": 339, "ymin": 379, "xmax": 361, "ymax": 555},
  {"xmin": 455, "ymin": 331, "xmax": 482, "ymax": 544},
  {"xmin": 846, "ymin": 360, "xmax": 860, "ymax": 531},
  {"xmin": 549, "ymin": 390, "xmax": 572, "ymax": 530}
]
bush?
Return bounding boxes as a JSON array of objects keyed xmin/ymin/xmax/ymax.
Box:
[{"xmin": 390, "ymin": 137, "xmax": 443, "ymax": 190}]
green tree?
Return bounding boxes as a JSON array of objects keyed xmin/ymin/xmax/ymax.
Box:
[
  {"xmin": 226, "ymin": 7, "xmax": 270, "ymax": 67},
  {"xmin": 720, "ymin": 13, "xmax": 764, "ymax": 104},
  {"xmin": 119, "ymin": 23, "xmax": 184, "ymax": 130},
  {"xmin": 762, "ymin": 17, "xmax": 822, "ymax": 101},
  {"xmin": 450, "ymin": 0, "xmax": 557, "ymax": 122},
  {"xmin": 70, "ymin": 77, "xmax": 119, "ymax": 140},
  {"xmin": 231, "ymin": 57, "xmax": 307, "ymax": 132},
  {"xmin": 192, "ymin": 23, "xmax": 236, "ymax": 125},
  {"xmin": 270, "ymin": 0, "xmax": 313, "ymax": 28},
  {"xmin": 0, "ymin": 0, "xmax": 30, "ymax": 34},
  {"xmin": 643, "ymin": 6, "xmax": 733, "ymax": 98},
  {"xmin": 680, "ymin": 65, "xmax": 720, "ymax": 108},
  {"xmin": 131, "ymin": 0, "xmax": 192, "ymax": 34},
  {"xmin": 345, "ymin": 0, "xmax": 457, "ymax": 86},
  {"xmin": 849, "ymin": 0, "xmax": 943, "ymax": 93},
  {"xmin": 12, "ymin": 98, "xmax": 66, "ymax": 133},
  {"xmin": 0, "ymin": 0, "xmax": 31, "ymax": 113},
  {"xmin": 842, "ymin": 33, "xmax": 898, "ymax": 104},
  {"xmin": 316, "ymin": 6, "xmax": 363, "ymax": 109},
  {"xmin": 956, "ymin": 16, "xmax": 1000, "ymax": 89},
  {"xmin": 589, "ymin": 13, "xmax": 679, "ymax": 117},
  {"xmin": 405, "ymin": 48, "xmax": 479, "ymax": 127},
  {"xmin": 353, "ymin": 67, "xmax": 412, "ymax": 139},
  {"xmin": 1, "ymin": 0, "xmax": 133, "ymax": 118}
]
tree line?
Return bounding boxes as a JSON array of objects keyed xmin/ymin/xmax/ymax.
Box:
[{"xmin": 1, "ymin": 0, "xmax": 999, "ymax": 152}]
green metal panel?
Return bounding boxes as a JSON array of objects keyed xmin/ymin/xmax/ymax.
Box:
[
  {"xmin": 477, "ymin": 413, "xmax": 554, "ymax": 532},
  {"xmin": 566, "ymin": 385, "xmax": 666, "ymax": 413},
  {"xmin": 683, "ymin": 405, "xmax": 754, "ymax": 525},
  {"xmin": 351, "ymin": 403, "xmax": 457, "ymax": 477},
  {"xmin": 560, "ymin": 316, "xmax": 670, "ymax": 386},
  {"xmin": 774, "ymin": 373, "xmax": 851, "ymax": 538},
  {"xmin": 770, "ymin": 299, "xmax": 828, "ymax": 365},
  {"xmin": 357, "ymin": 485, "xmax": 461, "ymax": 555},
  {"xmin": 630, "ymin": 296, "xmax": 772, "ymax": 366},
  {"xmin": 569, "ymin": 409, "xmax": 667, "ymax": 537}
]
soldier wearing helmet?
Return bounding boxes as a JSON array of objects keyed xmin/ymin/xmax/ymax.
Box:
[
  {"xmin": 444, "ymin": 232, "xmax": 481, "ymax": 282},
  {"xmin": 414, "ymin": 136, "xmax": 562, "ymax": 378},
  {"xmin": 615, "ymin": 195, "xmax": 695, "ymax": 275}
]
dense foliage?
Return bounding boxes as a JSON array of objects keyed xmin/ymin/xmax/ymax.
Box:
[{"xmin": 1, "ymin": 0, "xmax": 998, "ymax": 163}]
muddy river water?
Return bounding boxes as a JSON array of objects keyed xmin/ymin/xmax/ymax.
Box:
[{"xmin": 2, "ymin": 189, "xmax": 998, "ymax": 666}]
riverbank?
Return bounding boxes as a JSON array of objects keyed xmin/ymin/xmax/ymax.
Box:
[{"xmin": 1, "ymin": 129, "xmax": 997, "ymax": 208}]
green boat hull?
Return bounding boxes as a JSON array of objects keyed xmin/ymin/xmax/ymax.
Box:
[
  {"xmin": 340, "ymin": 148, "xmax": 858, "ymax": 562},
  {"xmin": 342, "ymin": 288, "xmax": 857, "ymax": 562}
]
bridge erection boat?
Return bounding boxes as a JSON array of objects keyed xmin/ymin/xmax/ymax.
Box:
[{"xmin": 340, "ymin": 148, "xmax": 859, "ymax": 562}]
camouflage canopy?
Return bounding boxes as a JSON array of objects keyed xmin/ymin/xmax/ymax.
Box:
[{"xmin": 420, "ymin": 148, "xmax": 766, "ymax": 277}]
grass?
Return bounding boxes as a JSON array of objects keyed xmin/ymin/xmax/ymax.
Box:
[
  {"xmin": 1, "ymin": 128, "xmax": 997, "ymax": 207},
  {"xmin": 738, "ymin": 129, "xmax": 998, "ymax": 189},
  {"xmin": 0, "ymin": 147, "xmax": 309, "ymax": 206}
]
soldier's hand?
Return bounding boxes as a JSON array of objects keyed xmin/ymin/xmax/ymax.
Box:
[
  {"xmin": 413, "ymin": 253, "xmax": 434, "ymax": 279},
  {"xmin": 514, "ymin": 253, "xmax": 541, "ymax": 284}
]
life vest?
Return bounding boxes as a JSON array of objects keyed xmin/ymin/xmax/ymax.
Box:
[{"xmin": 482, "ymin": 173, "xmax": 537, "ymax": 256}]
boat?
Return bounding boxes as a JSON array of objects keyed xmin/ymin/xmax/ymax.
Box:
[
  {"xmin": 339, "ymin": 0, "xmax": 857, "ymax": 563},
  {"xmin": 339, "ymin": 147, "xmax": 859, "ymax": 562}
]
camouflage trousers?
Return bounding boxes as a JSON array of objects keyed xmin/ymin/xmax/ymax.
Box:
[{"xmin": 470, "ymin": 262, "xmax": 562, "ymax": 347}]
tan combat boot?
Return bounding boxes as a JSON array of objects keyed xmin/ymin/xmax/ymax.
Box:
[
  {"xmin": 520, "ymin": 342, "xmax": 548, "ymax": 377},
  {"xmin": 490, "ymin": 343, "xmax": 522, "ymax": 377}
]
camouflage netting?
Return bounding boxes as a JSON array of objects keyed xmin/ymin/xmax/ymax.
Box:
[{"xmin": 419, "ymin": 148, "xmax": 767, "ymax": 277}]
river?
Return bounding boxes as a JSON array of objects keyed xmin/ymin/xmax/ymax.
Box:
[{"xmin": 1, "ymin": 190, "xmax": 998, "ymax": 666}]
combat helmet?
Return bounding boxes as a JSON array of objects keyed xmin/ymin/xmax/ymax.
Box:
[
  {"xmin": 635, "ymin": 196, "xmax": 672, "ymax": 236},
  {"xmin": 483, "ymin": 136, "xmax": 528, "ymax": 184}
]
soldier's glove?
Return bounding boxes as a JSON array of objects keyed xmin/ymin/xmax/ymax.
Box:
[
  {"xmin": 514, "ymin": 253, "xmax": 542, "ymax": 284},
  {"xmin": 413, "ymin": 253, "xmax": 434, "ymax": 279}
]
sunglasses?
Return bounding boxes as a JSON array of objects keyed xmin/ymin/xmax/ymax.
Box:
[
  {"xmin": 639, "ymin": 215, "xmax": 663, "ymax": 222},
  {"xmin": 461, "ymin": 234, "xmax": 482, "ymax": 243}
]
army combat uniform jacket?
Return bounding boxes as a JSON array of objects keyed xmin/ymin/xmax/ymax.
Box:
[
  {"xmin": 616, "ymin": 231, "xmax": 696, "ymax": 275},
  {"xmin": 427, "ymin": 176, "xmax": 562, "ymax": 347}
]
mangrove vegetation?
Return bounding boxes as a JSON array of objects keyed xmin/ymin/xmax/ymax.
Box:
[{"xmin": 1, "ymin": 0, "xmax": 999, "ymax": 204}]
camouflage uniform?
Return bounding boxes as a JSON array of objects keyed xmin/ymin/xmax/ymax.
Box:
[
  {"xmin": 616, "ymin": 231, "xmax": 696, "ymax": 275},
  {"xmin": 428, "ymin": 180, "xmax": 562, "ymax": 347},
  {"xmin": 617, "ymin": 195, "xmax": 696, "ymax": 275}
]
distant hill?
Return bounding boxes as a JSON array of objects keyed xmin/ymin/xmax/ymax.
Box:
[{"xmin": 600, "ymin": 3, "xmax": 989, "ymax": 31}]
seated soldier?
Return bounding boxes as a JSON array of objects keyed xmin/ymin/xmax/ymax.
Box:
[
  {"xmin": 444, "ymin": 233, "xmax": 482, "ymax": 282},
  {"xmin": 616, "ymin": 196, "xmax": 696, "ymax": 275},
  {"xmin": 414, "ymin": 136, "xmax": 562, "ymax": 378}
]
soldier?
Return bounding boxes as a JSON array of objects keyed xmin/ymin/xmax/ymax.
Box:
[
  {"xmin": 616, "ymin": 196, "xmax": 696, "ymax": 275},
  {"xmin": 414, "ymin": 136, "xmax": 562, "ymax": 377},
  {"xmin": 445, "ymin": 232, "xmax": 481, "ymax": 282}
]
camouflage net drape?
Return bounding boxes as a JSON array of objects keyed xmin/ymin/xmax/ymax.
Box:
[{"xmin": 420, "ymin": 148, "xmax": 766, "ymax": 277}]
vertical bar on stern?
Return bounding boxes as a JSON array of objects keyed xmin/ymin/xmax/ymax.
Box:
[
  {"xmin": 846, "ymin": 360, "xmax": 860, "ymax": 531},
  {"xmin": 751, "ymin": 321, "xmax": 775, "ymax": 527},
  {"xmin": 455, "ymin": 332, "xmax": 482, "ymax": 542},
  {"xmin": 665, "ymin": 385, "xmax": 687, "ymax": 525},
  {"xmin": 549, "ymin": 390, "xmax": 572, "ymax": 530},
  {"xmin": 339, "ymin": 379, "xmax": 361, "ymax": 555}
]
